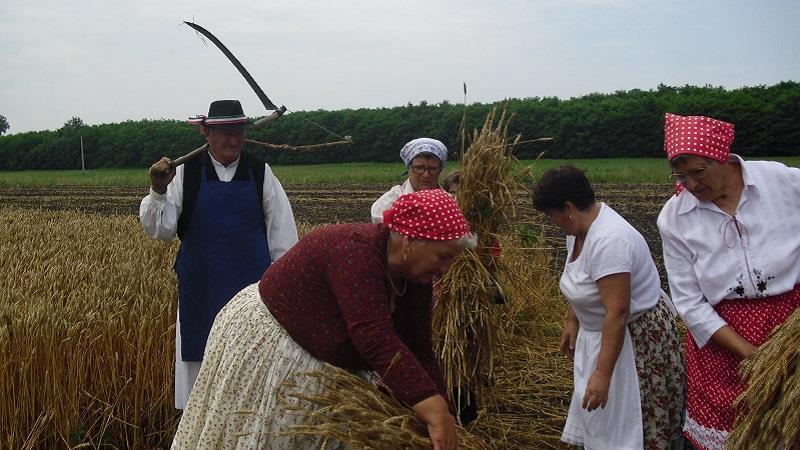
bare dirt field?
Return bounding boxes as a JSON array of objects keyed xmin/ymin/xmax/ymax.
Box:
[{"xmin": 0, "ymin": 183, "xmax": 673, "ymax": 276}]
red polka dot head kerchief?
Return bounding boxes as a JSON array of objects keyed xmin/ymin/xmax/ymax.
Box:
[
  {"xmin": 383, "ymin": 189, "xmax": 470, "ymax": 241},
  {"xmin": 664, "ymin": 113, "xmax": 735, "ymax": 162}
]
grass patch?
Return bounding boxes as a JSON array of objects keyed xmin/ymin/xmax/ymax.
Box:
[
  {"xmin": 0, "ymin": 168, "xmax": 147, "ymax": 186},
  {"xmin": 0, "ymin": 157, "xmax": 797, "ymax": 186}
]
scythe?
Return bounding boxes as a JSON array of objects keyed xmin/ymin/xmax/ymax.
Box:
[{"xmin": 169, "ymin": 21, "xmax": 287, "ymax": 168}]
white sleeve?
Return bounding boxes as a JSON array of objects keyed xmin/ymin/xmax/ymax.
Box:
[
  {"xmin": 586, "ymin": 233, "xmax": 633, "ymax": 281},
  {"xmin": 138, "ymin": 165, "xmax": 184, "ymax": 241},
  {"xmin": 262, "ymin": 164, "xmax": 298, "ymax": 261},
  {"xmin": 370, "ymin": 186, "xmax": 402, "ymax": 224},
  {"xmin": 657, "ymin": 212, "xmax": 727, "ymax": 347}
]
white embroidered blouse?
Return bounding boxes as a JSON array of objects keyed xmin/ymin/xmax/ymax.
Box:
[{"xmin": 657, "ymin": 155, "xmax": 800, "ymax": 347}]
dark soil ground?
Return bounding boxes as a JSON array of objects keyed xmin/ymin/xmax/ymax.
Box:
[{"xmin": 0, "ymin": 183, "xmax": 673, "ymax": 279}]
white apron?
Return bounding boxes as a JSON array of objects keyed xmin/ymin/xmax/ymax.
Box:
[
  {"xmin": 559, "ymin": 240, "xmax": 645, "ymax": 449},
  {"xmin": 174, "ymin": 310, "xmax": 201, "ymax": 409},
  {"xmin": 560, "ymin": 325, "xmax": 643, "ymax": 450}
]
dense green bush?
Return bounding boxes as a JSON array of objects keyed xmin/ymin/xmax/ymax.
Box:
[{"xmin": 1, "ymin": 82, "xmax": 797, "ymax": 170}]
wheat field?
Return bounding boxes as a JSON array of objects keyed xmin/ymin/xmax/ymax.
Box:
[
  {"xmin": 0, "ymin": 208, "xmax": 179, "ymax": 448},
  {"xmin": 0, "ymin": 207, "xmax": 569, "ymax": 449}
]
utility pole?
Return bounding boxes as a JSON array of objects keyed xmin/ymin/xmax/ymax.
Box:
[{"xmin": 80, "ymin": 136, "xmax": 85, "ymax": 172}]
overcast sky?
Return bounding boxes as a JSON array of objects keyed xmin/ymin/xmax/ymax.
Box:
[{"xmin": 1, "ymin": 0, "xmax": 797, "ymax": 134}]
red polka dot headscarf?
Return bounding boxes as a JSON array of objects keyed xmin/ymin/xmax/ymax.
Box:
[
  {"xmin": 383, "ymin": 189, "xmax": 471, "ymax": 241},
  {"xmin": 664, "ymin": 113, "xmax": 735, "ymax": 162}
]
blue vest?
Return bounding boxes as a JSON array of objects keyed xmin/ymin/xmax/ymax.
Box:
[{"xmin": 175, "ymin": 162, "xmax": 271, "ymax": 361}]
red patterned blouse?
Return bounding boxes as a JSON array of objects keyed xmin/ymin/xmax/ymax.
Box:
[{"xmin": 258, "ymin": 223, "xmax": 446, "ymax": 407}]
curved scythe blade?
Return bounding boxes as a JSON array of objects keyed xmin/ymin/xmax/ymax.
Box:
[{"xmin": 184, "ymin": 21, "xmax": 278, "ymax": 111}]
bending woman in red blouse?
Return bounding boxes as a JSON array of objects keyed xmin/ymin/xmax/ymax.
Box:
[{"xmin": 172, "ymin": 189, "xmax": 476, "ymax": 450}]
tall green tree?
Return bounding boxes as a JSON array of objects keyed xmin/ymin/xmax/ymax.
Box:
[
  {"xmin": 0, "ymin": 114, "xmax": 9, "ymax": 135},
  {"xmin": 62, "ymin": 116, "xmax": 86, "ymax": 131}
]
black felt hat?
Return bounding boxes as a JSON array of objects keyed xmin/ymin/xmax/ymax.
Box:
[{"xmin": 187, "ymin": 99, "xmax": 249, "ymax": 129}]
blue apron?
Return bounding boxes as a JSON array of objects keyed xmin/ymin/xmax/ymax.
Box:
[{"xmin": 175, "ymin": 164, "xmax": 271, "ymax": 361}]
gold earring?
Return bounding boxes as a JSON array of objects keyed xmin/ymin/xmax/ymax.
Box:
[
  {"xmin": 569, "ymin": 214, "xmax": 574, "ymax": 221},
  {"xmin": 403, "ymin": 248, "xmax": 410, "ymax": 261}
]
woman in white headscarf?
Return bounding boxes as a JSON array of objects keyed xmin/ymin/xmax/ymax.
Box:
[
  {"xmin": 371, "ymin": 138, "xmax": 448, "ymax": 223},
  {"xmin": 369, "ymin": 139, "xmax": 484, "ymax": 424}
]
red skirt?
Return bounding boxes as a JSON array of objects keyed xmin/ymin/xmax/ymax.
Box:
[{"xmin": 683, "ymin": 284, "xmax": 800, "ymax": 450}]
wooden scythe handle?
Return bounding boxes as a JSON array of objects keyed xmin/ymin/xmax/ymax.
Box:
[
  {"xmin": 252, "ymin": 105, "xmax": 287, "ymax": 127},
  {"xmin": 170, "ymin": 143, "xmax": 209, "ymax": 168}
]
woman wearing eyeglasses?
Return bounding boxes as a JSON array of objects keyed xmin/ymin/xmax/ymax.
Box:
[
  {"xmin": 370, "ymin": 140, "xmax": 485, "ymax": 424},
  {"xmin": 657, "ymin": 113, "xmax": 800, "ymax": 450},
  {"xmin": 371, "ymin": 138, "xmax": 448, "ymax": 224}
]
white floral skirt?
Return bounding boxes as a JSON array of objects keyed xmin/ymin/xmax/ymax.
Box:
[{"xmin": 171, "ymin": 283, "xmax": 344, "ymax": 450}]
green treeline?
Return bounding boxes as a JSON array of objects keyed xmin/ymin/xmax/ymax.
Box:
[{"xmin": 1, "ymin": 82, "xmax": 797, "ymax": 170}]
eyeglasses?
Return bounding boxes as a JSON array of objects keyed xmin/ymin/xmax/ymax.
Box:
[
  {"xmin": 410, "ymin": 164, "xmax": 442, "ymax": 175},
  {"xmin": 669, "ymin": 161, "xmax": 714, "ymax": 184}
]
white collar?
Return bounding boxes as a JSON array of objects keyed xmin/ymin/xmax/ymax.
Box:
[{"xmin": 207, "ymin": 151, "xmax": 241, "ymax": 169}]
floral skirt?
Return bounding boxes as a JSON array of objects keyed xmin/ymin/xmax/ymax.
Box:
[
  {"xmin": 561, "ymin": 296, "xmax": 685, "ymax": 449},
  {"xmin": 683, "ymin": 285, "xmax": 800, "ymax": 450},
  {"xmin": 628, "ymin": 296, "xmax": 685, "ymax": 450},
  {"xmin": 171, "ymin": 283, "xmax": 347, "ymax": 450}
]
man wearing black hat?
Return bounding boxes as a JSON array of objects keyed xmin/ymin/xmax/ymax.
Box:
[{"xmin": 139, "ymin": 100, "xmax": 298, "ymax": 409}]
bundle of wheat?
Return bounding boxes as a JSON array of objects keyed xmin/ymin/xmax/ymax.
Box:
[
  {"xmin": 466, "ymin": 232, "xmax": 572, "ymax": 449},
  {"xmin": 728, "ymin": 307, "xmax": 800, "ymax": 449},
  {"xmin": 433, "ymin": 108, "xmax": 521, "ymax": 411},
  {"xmin": 278, "ymin": 108, "xmax": 572, "ymax": 448},
  {"xmin": 279, "ymin": 231, "xmax": 573, "ymax": 449},
  {"xmin": 281, "ymin": 365, "xmax": 489, "ymax": 449}
]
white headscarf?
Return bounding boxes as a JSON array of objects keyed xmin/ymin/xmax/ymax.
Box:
[{"xmin": 399, "ymin": 138, "xmax": 448, "ymax": 167}]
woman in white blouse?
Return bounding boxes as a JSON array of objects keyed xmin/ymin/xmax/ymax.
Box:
[
  {"xmin": 533, "ymin": 166, "xmax": 684, "ymax": 450},
  {"xmin": 657, "ymin": 113, "xmax": 800, "ymax": 450},
  {"xmin": 370, "ymin": 138, "xmax": 448, "ymax": 224}
]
